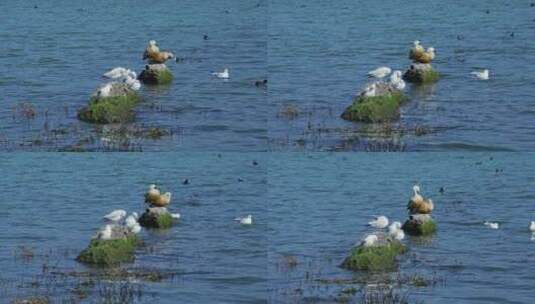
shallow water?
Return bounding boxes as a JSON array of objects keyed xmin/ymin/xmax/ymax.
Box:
[
  {"xmin": 269, "ymin": 0, "xmax": 535, "ymax": 151},
  {"xmin": 0, "ymin": 0, "xmax": 267, "ymax": 151},
  {"xmin": 268, "ymin": 153, "xmax": 535, "ymax": 303},
  {"xmin": 0, "ymin": 153, "xmax": 267, "ymax": 303}
]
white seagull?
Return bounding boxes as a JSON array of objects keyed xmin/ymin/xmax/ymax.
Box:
[
  {"xmin": 130, "ymin": 223, "xmax": 142, "ymax": 234},
  {"xmin": 484, "ymin": 221, "xmax": 499, "ymax": 229},
  {"xmin": 94, "ymin": 224, "xmax": 113, "ymax": 240},
  {"xmin": 368, "ymin": 67, "xmax": 391, "ymax": 79},
  {"xmin": 170, "ymin": 213, "xmax": 181, "ymax": 219},
  {"xmin": 212, "ymin": 68, "xmax": 229, "ymax": 79},
  {"xmin": 361, "ymin": 234, "xmax": 378, "ymax": 247},
  {"xmin": 389, "ymin": 70, "xmax": 406, "ymax": 90},
  {"xmin": 125, "ymin": 213, "xmax": 138, "ymax": 229},
  {"xmin": 529, "ymin": 221, "xmax": 535, "ymax": 232},
  {"xmin": 235, "ymin": 214, "xmax": 253, "ymax": 225},
  {"xmin": 103, "ymin": 67, "xmax": 136, "ymax": 80},
  {"xmin": 103, "ymin": 210, "xmax": 127, "ymax": 223},
  {"xmin": 471, "ymin": 69, "xmax": 489, "ymax": 80},
  {"xmin": 369, "ymin": 216, "xmax": 389, "ymax": 229}
]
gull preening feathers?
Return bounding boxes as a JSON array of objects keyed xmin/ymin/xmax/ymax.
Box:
[
  {"xmin": 103, "ymin": 210, "xmax": 127, "ymax": 223},
  {"xmin": 94, "ymin": 224, "xmax": 113, "ymax": 240},
  {"xmin": 235, "ymin": 214, "xmax": 253, "ymax": 225},
  {"xmin": 471, "ymin": 69, "xmax": 489, "ymax": 80},
  {"xmin": 361, "ymin": 234, "xmax": 378, "ymax": 247},
  {"xmin": 484, "ymin": 221, "xmax": 499, "ymax": 229},
  {"xmin": 212, "ymin": 68, "xmax": 230, "ymax": 79},
  {"xmin": 389, "ymin": 70, "xmax": 406, "ymax": 90},
  {"xmin": 368, "ymin": 216, "xmax": 389, "ymax": 229},
  {"xmin": 368, "ymin": 67, "xmax": 391, "ymax": 79}
]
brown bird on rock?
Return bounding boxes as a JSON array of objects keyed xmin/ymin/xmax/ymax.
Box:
[{"xmin": 407, "ymin": 185, "xmax": 434, "ymax": 214}]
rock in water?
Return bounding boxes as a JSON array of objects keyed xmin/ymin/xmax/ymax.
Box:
[
  {"xmin": 402, "ymin": 213, "xmax": 437, "ymax": 236},
  {"xmin": 139, "ymin": 64, "xmax": 173, "ymax": 85},
  {"xmin": 403, "ymin": 63, "xmax": 439, "ymax": 84},
  {"xmin": 77, "ymin": 226, "xmax": 139, "ymax": 265},
  {"xmin": 340, "ymin": 238, "xmax": 406, "ymax": 271},
  {"xmin": 77, "ymin": 82, "xmax": 140, "ymax": 124},
  {"xmin": 341, "ymin": 82, "xmax": 406, "ymax": 123},
  {"xmin": 138, "ymin": 207, "xmax": 176, "ymax": 229}
]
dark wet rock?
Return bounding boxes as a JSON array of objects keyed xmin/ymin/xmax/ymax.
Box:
[
  {"xmin": 341, "ymin": 82, "xmax": 406, "ymax": 123},
  {"xmin": 340, "ymin": 239, "xmax": 406, "ymax": 271},
  {"xmin": 77, "ymin": 82, "xmax": 139, "ymax": 124},
  {"xmin": 403, "ymin": 63, "xmax": 439, "ymax": 84},
  {"xmin": 402, "ymin": 214, "xmax": 437, "ymax": 236},
  {"xmin": 139, "ymin": 64, "xmax": 173, "ymax": 85},
  {"xmin": 139, "ymin": 207, "xmax": 174, "ymax": 229}
]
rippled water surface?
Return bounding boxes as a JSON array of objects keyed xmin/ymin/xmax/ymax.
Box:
[
  {"xmin": 268, "ymin": 153, "xmax": 535, "ymax": 303},
  {"xmin": 0, "ymin": 0, "xmax": 267, "ymax": 151},
  {"xmin": 269, "ymin": 0, "xmax": 535, "ymax": 151},
  {"xmin": 0, "ymin": 153, "xmax": 267, "ymax": 303}
]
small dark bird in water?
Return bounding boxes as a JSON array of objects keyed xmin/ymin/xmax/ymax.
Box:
[
  {"xmin": 34, "ymin": 5, "xmax": 38, "ymax": 8},
  {"xmin": 489, "ymin": 156, "xmax": 493, "ymax": 161},
  {"xmin": 475, "ymin": 161, "xmax": 482, "ymax": 165},
  {"xmin": 485, "ymin": 9, "xmax": 490, "ymax": 14},
  {"xmin": 203, "ymin": 35, "xmax": 208, "ymax": 40},
  {"xmin": 224, "ymin": 9, "xmax": 230, "ymax": 14},
  {"xmin": 439, "ymin": 187, "xmax": 445, "ymax": 194},
  {"xmin": 457, "ymin": 35, "xmax": 464, "ymax": 40},
  {"xmin": 183, "ymin": 179, "xmax": 190, "ymax": 185},
  {"xmin": 531, "ymin": 3, "xmax": 535, "ymax": 7},
  {"xmin": 175, "ymin": 57, "xmax": 185, "ymax": 63},
  {"xmin": 217, "ymin": 153, "xmax": 222, "ymax": 158},
  {"xmin": 510, "ymin": 32, "xmax": 515, "ymax": 37},
  {"xmin": 255, "ymin": 79, "xmax": 268, "ymax": 87},
  {"xmin": 238, "ymin": 178, "xmax": 244, "ymax": 182},
  {"xmin": 252, "ymin": 160, "xmax": 258, "ymax": 166}
]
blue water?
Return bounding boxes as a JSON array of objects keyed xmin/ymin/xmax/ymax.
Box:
[
  {"xmin": 268, "ymin": 153, "xmax": 535, "ymax": 303},
  {"xmin": 269, "ymin": 0, "xmax": 535, "ymax": 151},
  {"xmin": 0, "ymin": 0, "xmax": 267, "ymax": 151},
  {"xmin": 0, "ymin": 153, "xmax": 267, "ymax": 303}
]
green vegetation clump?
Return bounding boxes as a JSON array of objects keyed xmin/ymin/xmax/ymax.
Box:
[
  {"xmin": 341, "ymin": 91, "xmax": 405, "ymax": 123},
  {"xmin": 139, "ymin": 68, "xmax": 173, "ymax": 85},
  {"xmin": 76, "ymin": 235, "xmax": 139, "ymax": 265},
  {"xmin": 402, "ymin": 219, "xmax": 437, "ymax": 236},
  {"xmin": 78, "ymin": 93, "xmax": 140, "ymax": 124},
  {"xmin": 139, "ymin": 211, "xmax": 173, "ymax": 229},
  {"xmin": 403, "ymin": 68, "xmax": 439, "ymax": 84},
  {"xmin": 340, "ymin": 241, "xmax": 406, "ymax": 271}
]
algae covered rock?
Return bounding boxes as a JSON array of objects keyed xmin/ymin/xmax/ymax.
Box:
[
  {"xmin": 139, "ymin": 207, "xmax": 174, "ymax": 229},
  {"xmin": 341, "ymin": 83, "xmax": 406, "ymax": 123},
  {"xmin": 77, "ymin": 226, "xmax": 139, "ymax": 265},
  {"xmin": 403, "ymin": 63, "xmax": 439, "ymax": 84},
  {"xmin": 139, "ymin": 64, "xmax": 173, "ymax": 85},
  {"xmin": 402, "ymin": 214, "xmax": 437, "ymax": 236},
  {"xmin": 340, "ymin": 240, "xmax": 406, "ymax": 271},
  {"xmin": 78, "ymin": 82, "xmax": 140, "ymax": 124}
]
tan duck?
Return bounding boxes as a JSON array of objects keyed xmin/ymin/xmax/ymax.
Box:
[
  {"xmin": 143, "ymin": 40, "xmax": 160, "ymax": 59},
  {"xmin": 151, "ymin": 192, "xmax": 172, "ymax": 207},
  {"xmin": 412, "ymin": 47, "xmax": 435, "ymax": 64},
  {"xmin": 407, "ymin": 185, "xmax": 434, "ymax": 214},
  {"xmin": 409, "ymin": 40, "xmax": 425, "ymax": 61},
  {"xmin": 145, "ymin": 184, "xmax": 160, "ymax": 204}
]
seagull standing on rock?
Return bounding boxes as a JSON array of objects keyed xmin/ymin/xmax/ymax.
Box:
[
  {"xmin": 103, "ymin": 210, "xmax": 127, "ymax": 223},
  {"xmin": 367, "ymin": 67, "xmax": 391, "ymax": 79},
  {"xmin": 368, "ymin": 216, "xmax": 389, "ymax": 229},
  {"xmin": 389, "ymin": 70, "xmax": 405, "ymax": 90},
  {"xmin": 361, "ymin": 234, "xmax": 378, "ymax": 247}
]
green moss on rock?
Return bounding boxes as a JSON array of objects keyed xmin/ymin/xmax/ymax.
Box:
[
  {"xmin": 139, "ymin": 67, "xmax": 173, "ymax": 85},
  {"xmin": 76, "ymin": 235, "xmax": 139, "ymax": 265},
  {"xmin": 78, "ymin": 93, "xmax": 139, "ymax": 124},
  {"xmin": 402, "ymin": 219, "xmax": 437, "ymax": 236},
  {"xmin": 403, "ymin": 68, "xmax": 439, "ymax": 84},
  {"xmin": 139, "ymin": 210, "xmax": 173, "ymax": 229},
  {"xmin": 341, "ymin": 91, "xmax": 405, "ymax": 123},
  {"xmin": 340, "ymin": 241, "xmax": 406, "ymax": 271}
]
